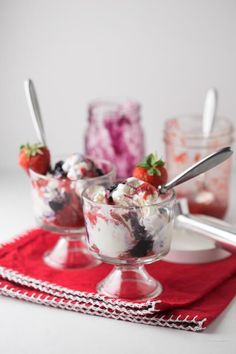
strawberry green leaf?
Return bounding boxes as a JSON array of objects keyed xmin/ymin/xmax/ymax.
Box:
[
  {"xmin": 148, "ymin": 167, "xmax": 161, "ymax": 176},
  {"xmin": 19, "ymin": 143, "xmax": 44, "ymax": 158},
  {"xmin": 137, "ymin": 162, "xmax": 149, "ymax": 168},
  {"xmin": 150, "ymin": 153, "xmax": 158, "ymax": 165},
  {"xmin": 146, "ymin": 154, "xmax": 153, "ymax": 166},
  {"xmin": 154, "ymin": 160, "xmax": 165, "ymax": 167},
  {"xmin": 136, "ymin": 152, "xmax": 166, "ymax": 175}
]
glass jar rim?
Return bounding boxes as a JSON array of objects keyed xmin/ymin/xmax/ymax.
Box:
[
  {"xmin": 88, "ymin": 98, "xmax": 141, "ymax": 122},
  {"xmin": 164, "ymin": 115, "xmax": 234, "ymax": 140},
  {"xmin": 82, "ymin": 186, "xmax": 176, "ymax": 210},
  {"xmin": 29, "ymin": 157, "xmax": 116, "ymax": 181}
]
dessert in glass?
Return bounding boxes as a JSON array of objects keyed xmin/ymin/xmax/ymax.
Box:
[
  {"xmin": 82, "ymin": 177, "xmax": 175, "ymax": 300},
  {"xmin": 84, "ymin": 99, "xmax": 145, "ymax": 178},
  {"xmin": 29, "ymin": 153, "xmax": 115, "ymax": 269},
  {"xmin": 164, "ymin": 116, "xmax": 234, "ymax": 218}
]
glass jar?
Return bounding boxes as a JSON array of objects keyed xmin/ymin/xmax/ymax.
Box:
[
  {"xmin": 164, "ymin": 115, "xmax": 234, "ymax": 219},
  {"xmin": 84, "ymin": 99, "xmax": 145, "ymax": 178}
]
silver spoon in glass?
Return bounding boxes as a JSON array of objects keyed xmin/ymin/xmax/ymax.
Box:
[
  {"xmin": 24, "ymin": 78, "xmax": 47, "ymax": 146},
  {"xmin": 194, "ymin": 88, "xmax": 218, "ymax": 204},
  {"xmin": 202, "ymin": 88, "xmax": 217, "ymax": 139},
  {"xmin": 159, "ymin": 146, "xmax": 233, "ymax": 194}
]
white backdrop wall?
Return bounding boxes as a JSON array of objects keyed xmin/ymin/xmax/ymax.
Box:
[{"xmin": 0, "ymin": 0, "xmax": 236, "ymax": 169}]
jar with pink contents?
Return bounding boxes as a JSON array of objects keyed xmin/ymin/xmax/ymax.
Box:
[
  {"xmin": 164, "ymin": 116, "xmax": 234, "ymax": 219},
  {"xmin": 84, "ymin": 99, "xmax": 145, "ymax": 178}
]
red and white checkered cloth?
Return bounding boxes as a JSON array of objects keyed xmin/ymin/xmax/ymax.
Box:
[{"xmin": 0, "ymin": 229, "xmax": 235, "ymax": 332}]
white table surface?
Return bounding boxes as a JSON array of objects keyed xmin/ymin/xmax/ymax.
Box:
[{"xmin": 0, "ymin": 170, "xmax": 235, "ymax": 354}]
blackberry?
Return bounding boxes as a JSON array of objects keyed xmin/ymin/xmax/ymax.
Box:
[
  {"xmin": 107, "ymin": 183, "xmax": 119, "ymax": 193},
  {"xmin": 95, "ymin": 167, "xmax": 104, "ymax": 176},
  {"xmin": 105, "ymin": 183, "xmax": 120, "ymax": 205},
  {"xmin": 107, "ymin": 181, "xmax": 125, "ymax": 193},
  {"xmin": 105, "ymin": 181, "xmax": 126, "ymax": 204},
  {"xmin": 130, "ymin": 237, "xmax": 154, "ymax": 257},
  {"xmin": 128, "ymin": 212, "xmax": 147, "ymax": 240},
  {"xmin": 53, "ymin": 160, "xmax": 67, "ymax": 177},
  {"xmin": 49, "ymin": 198, "xmax": 65, "ymax": 212},
  {"xmin": 123, "ymin": 211, "xmax": 154, "ymax": 257},
  {"xmin": 49, "ymin": 191, "xmax": 70, "ymax": 212}
]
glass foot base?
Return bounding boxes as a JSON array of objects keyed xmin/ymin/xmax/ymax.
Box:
[
  {"xmin": 97, "ymin": 265, "xmax": 162, "ymax": 301},
  {"xmin": 44, "ymin": 234, "xmax": 100, "ymax": 270}
]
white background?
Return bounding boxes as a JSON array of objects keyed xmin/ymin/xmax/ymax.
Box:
[
  {"xmin": 1, "ymin": 0, "xmax": 236, "ymax": 169},
  {"xmin": 0, "ymin": 1, "xmax": 235, "ymax": 353}
]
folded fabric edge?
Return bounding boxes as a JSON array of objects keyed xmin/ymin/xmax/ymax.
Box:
[
  {"xmin": 0, "ymin": 266, "xmax": 161, "ymax": 314},
  {"xmin": 0, "ymin": 279, "xmax": 206, "ymax": 332},
  {"xmin": 0, "ymin": 230, "xmax": 162, "ymax": 312}
]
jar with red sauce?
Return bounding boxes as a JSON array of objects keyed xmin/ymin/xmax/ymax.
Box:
[
  {"xmin": 84, "ymin": 99, "xmax": 145, "ymax": 179},
  {"xmin": 164, "ymin": 115, "xmax": 234, "ymax": 218}
]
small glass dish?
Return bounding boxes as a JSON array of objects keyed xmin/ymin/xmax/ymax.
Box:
[
  {"xmin": 82, "ymin": 185, "xmax": 175, "ymax": 301},
  {"xmin": 29, "ymin": 158, "xmax": 115, "ymax": 269}
]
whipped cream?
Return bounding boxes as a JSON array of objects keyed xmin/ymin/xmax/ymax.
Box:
[
  {"xmin": 62, "ymin": 153, "xmax": 91, "ymax": 180},
  {"xmin": 90, "ymin": 177, "xmax": 159, "ymax": 207},
  {"xmin": 83, "ymin": 177, "xmax": 173, "ymax": 260},
  {"xmin": 86, "ymin": 213, "xmax": 134, "ymax": 258}
]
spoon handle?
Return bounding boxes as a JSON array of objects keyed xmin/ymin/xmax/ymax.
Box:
[
  {"xmin": 24, "ymin": 79, "xmax": 47, "ymax": 145},
  {"xmin": 159, "ymin": 147, "xmax": 233, "ymax": 193},
  {"xmin": 202, "ymin": 88, "xmax": 217, "ymax": 138}
]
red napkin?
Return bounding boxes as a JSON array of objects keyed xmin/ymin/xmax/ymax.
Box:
[{"xmin": 0, "ymin": 229, "xmax": 235, "ymax": 332}]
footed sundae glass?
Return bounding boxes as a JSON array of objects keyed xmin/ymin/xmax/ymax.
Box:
[
  {"xmin": 82, "ymin": 185, "xmax": 176, "ymax": 301},
  {"xmin": 29, "ymin": 159, "xmax": 115, "ymax": 269}
]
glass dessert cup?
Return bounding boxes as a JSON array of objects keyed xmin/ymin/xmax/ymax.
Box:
[
  {"xmin": 164, "ymin": 116, "xmax": 234, "ymax": 218},
  {"xmin": 29, "ymin": 158, "xmax": 115, "ymax": 270},
  {"xmin": 84, "ymin": 99, "xmax": 145, "ymax": 179},
  {"xmin": 82, "ymin": 186, "xmax": 175, "ymax": 301}
]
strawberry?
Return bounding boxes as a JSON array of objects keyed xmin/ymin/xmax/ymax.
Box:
[
  {"xmin": 133, "ymin": 153, "xmax": 168, "ymax": 188},
  {"xmin": 19, "ymin": 143, "xmax": 50, "ymax": 175}
]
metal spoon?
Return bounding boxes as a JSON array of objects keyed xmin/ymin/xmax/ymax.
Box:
[
  {"xmin": 202, "ymin": 88, "xmax": 217, "ymax": 138},
  {"xmin": 24, "ymin": 79, "xmax": 47, "ymax": 146},
  {"xmin": 159, "ymin": 146, "xmax": 233, "ymax": 194},
  {"xmin": 194, "ymin": 88, "xmax": 218, "ymax": 204},
  {"xmin": 175, "ymin": 199, "xmax": 236, "ymax": 253}
]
